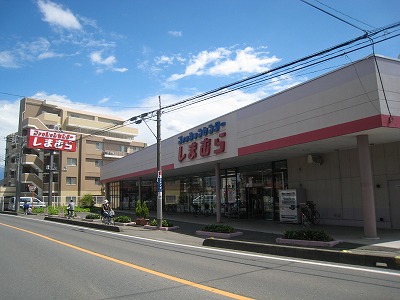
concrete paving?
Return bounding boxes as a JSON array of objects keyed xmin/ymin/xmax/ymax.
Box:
[{"xmin": 2, "ymin": 210, "xmax": 399, "ymax": 270}]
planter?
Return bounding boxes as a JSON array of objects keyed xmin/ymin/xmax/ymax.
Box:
[
  {"xmin": 143, "ymin": 225, "xmax": 180, "ymax": 231},
  {"xmin": 115, "ymin": 222, "xmax": 136, "ymax": 226},
  {"xmin": 195, "ymin": 230, "xmax": 243, "ymax": 238},
  {"xmin": 276, "ymin": 237, "xmax": 342, "ymax": 247},
  {"xmin": 135, "ymin": 218, "xmax": 149, "ymax": 226}
]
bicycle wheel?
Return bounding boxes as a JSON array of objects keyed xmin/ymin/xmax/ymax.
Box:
[
  {"xmin": 312, "ymin": 211, "xmax": 321, "ymax": 224},
  {"xmin": 301, "ymin": 213, "xmax": 311, "ymax": 228}
]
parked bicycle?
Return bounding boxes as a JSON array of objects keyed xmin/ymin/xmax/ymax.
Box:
[{"xmin": 299, "ymin": 201, "xmax": 320, "ymax": 227}]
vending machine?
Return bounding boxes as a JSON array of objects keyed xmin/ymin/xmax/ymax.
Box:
[{"xmin": 279, "ymin": 189, "xmax": 306, "ymax": 223}]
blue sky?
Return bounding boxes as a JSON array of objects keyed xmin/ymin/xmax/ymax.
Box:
[{"xmin": 0, "ymin": 0, "xmax": 399, "ymax": 169}]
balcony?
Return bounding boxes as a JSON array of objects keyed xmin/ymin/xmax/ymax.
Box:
[
  {"xmin": 22, "ymin": 173, "xmax": 43, "ymax": 187},
  {"xmin": 65, "ymin": 116, "xmax": 138, "ymax": 138},
  {"xmin": 22, "ymin": 154, "xmax": 44, "ymax": 170},
  {"xmin": 102, "ymin": 150, "xmax": 125, "ymax": 158}
]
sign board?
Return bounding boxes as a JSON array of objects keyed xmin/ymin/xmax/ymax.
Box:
[
  {"xmin": 28, "ymin": 185, "xmax": 37, "ymax": 192},
  {"xmin": 27, "ymin": 129, "xmax": 77, "ymax": 152}
]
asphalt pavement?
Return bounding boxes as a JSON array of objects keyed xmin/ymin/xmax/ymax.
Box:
[{"xmin": 2, "ymin": 209, "xmax": 399, "ymax": 270}]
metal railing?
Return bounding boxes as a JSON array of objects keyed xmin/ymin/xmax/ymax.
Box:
[{"xmin": 42, "ymin": 196, "xmax": 106, "ymax": 207}]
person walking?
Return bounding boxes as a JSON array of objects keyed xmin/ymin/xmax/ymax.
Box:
[{"xmin": 23, "ymin": 201, "xmax": 30, "ymax": 215}]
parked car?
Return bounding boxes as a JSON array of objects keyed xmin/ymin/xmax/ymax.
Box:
[{"xmin": 8, "ymin": 197, "xmax": 46, "ymax": 210}]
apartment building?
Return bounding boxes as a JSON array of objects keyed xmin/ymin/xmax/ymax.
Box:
[{"xmin": 3, "ymin": 98, "xmax": 146, "ymax": 206}]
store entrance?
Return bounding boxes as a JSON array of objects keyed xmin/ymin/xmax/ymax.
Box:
[
  {"xmin": 245, "ymin": 187, "xmax": 264, "ymax": 218},
  {"xmin": 240, "ymin": 160, "xmax": 287, "ymax": 221}
]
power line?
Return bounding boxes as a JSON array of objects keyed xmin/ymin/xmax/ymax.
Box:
[{"xmin": 301, "ymin": 0, "xmax": 369, "ymax": 33}]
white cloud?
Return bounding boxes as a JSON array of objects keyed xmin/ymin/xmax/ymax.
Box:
[
  {"xmin": 37, "ymin": 0, "xmax": 82, "ymax": 30},
  {"xmin": 90, "ymin": 51, "xmax": 116, "ymax": 66},
  {"xmin": 168, "ymin": 48, "xmax": 231, "ymax": 81},
  {"xmin": 209, "ymin": 47, "xmax": 280, "ymax": 75},
  {"xmin": 155, "ymin": 55, "xmax": 174, "ymax": 65},
  {"xmin": 112, "ymin": 67, "xmax": 128, "ymax": 73},
  {"xmin": 167, "ymin": 46, "xmax": 281, "ymax": 81},
  {"xmin": 37, "ymin": 51, "xmax": 63, "ymax": 60},
  {"xmin": 0, "ymin": 51, "xmax": 18, "ymax": 68},
  {"xmin": 98, "ymin": 97, "xmax": 110, "ymax": 104},
  {"xmin": 168, "ymin": 31, "xmax": 182, "ymax": 37}
]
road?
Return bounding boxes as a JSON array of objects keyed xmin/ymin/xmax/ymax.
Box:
[{"xmin": 1, "ymin": 214, "xmax": 399, "ymax": 300}]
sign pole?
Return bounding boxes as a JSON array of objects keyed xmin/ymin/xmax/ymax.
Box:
[{"xmin": 156, "ymin": 96, "xmax": 163, "ymax": 228}]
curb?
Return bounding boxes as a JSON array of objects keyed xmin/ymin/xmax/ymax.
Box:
[
  {"xmin": 44, "ymin": 216, "xmax": 121, "ymax": 232},
  {"xmin": 203, "ymin": 238, "xmax": 400, "ymax": 270}
]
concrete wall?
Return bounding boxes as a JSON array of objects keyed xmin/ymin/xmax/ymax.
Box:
[{"xmin": 288, "ymin": 141, "xmax": 400, "ymax": 228}]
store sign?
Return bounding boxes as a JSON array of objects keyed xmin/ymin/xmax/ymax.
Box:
[
  {"xmin": 178, "ymin": 121, "xmax": 226, "ymax": 162},
  {"xmin": 27, "ymin": 129, "xmax": 77, "ymax": 152}
]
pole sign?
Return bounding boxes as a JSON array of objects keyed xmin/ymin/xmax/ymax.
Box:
[
  {"xmin": 27, "ymin": 129, "xmax": 77, "ymax": 152},
  {"xmin": 157, "ymin": 171, "xmax": 162, "ymax": 192}
]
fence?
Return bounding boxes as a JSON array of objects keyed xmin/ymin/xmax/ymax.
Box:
[{"xmin": 42, "ymin": 196, "xmax": 106, "ymax": 207}]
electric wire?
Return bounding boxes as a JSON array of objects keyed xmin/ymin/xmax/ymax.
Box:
[{"xmin": 301, "ymin": 0, "xmax": 369, "ymax": 33}]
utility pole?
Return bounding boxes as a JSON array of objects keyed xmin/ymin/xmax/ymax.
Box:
[
  {"xmin": 14, "ymin": 134, "xmax": 24, "ymax": 213},
  {"xmin": 156, "ymin": 96, "xmax": 163, "ymax": 228},
  {"xmin": 48, "ymin": 150, "xmax": 54, "ymax": 207}
]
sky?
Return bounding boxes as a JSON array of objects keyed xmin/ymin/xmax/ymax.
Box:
[{"xmin": 0, "ymin": 0, "xmax": 399, "ymax": 171}]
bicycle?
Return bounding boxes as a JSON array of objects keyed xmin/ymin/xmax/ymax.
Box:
[
  {"xmin": 166, "ymin": 204, "xmax": 177, "ymax": 215},
  {"xmin": 66, "ymin": 209, "xmax": 75, "ymax": 219},
  {"xmin": 101, "ymin": 211, "xmax": 115, "ymax": 226},
  {"xmin": 299, "ymin": 201, "xmax": 320, "ymax": 227}
]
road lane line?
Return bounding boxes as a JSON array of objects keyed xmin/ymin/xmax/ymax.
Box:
[
  {"xmin": 5, "ymin": 215, "xmax": 400, "ymax": 277},
  {"xmin": 0, "ymin": 222, "xmax": 253, "ymax": 300}
]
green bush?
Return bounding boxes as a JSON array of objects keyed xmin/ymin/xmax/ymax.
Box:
[
  {"xmin": 202, "ymin": 224, "xmax": 235, "ymax": 233},
  {"xmin": 85, "ymin": 213, "xmax": 101, "ymax": 219},
  {"xmin": 114, "ymin": 215, "xmax": 132, "ymax": 223},
  {"xmin": 32, "ymin": 207, "xmax": 46, "ymax": 214},
  {"xmin": 135, "ymin": 201, "xmax": 149, "ymax": 218},
  {"xmin": 284, "ymin": 230, "xmax": 333, "ymax": 242},
  {"xmin": 149, "ymin": 219, "xmax": 174, "ymax": 227},
  {"xmin": 162, "ymin": 219, "xmax": 173, "ymax": 227},
  {"xmin": 79, "ymin": 194, "xmax": 95, "ymax": 208}
]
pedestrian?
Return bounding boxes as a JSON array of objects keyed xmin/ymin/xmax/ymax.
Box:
[
  {"xmin": 67, "ymin": 199, "xmax": 75, "ymax": 219},
  {"xmin": 23, "ymin": 201, "xmax": 30, "ymax": 215}
]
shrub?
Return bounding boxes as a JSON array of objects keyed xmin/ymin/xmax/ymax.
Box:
[
  {"xmin": 142, "ymin": 201, "xmax": 149, "ymax": 218},
  {"xmin": 85, "ymin": 213, "xmax": 101, "ymax": 219},
  {"xmin": 135, "ymin": 201, "xmax": 149, "ymax": 218},
  {"xmin": 114, "ymin": 215, "xmax": 132, "ymax": 223},
  {"xmin": 79, "ymin": 194, "xmax": 95, "ymax": 208},
  {"xmin": 202, "ymin": 224, "xmax": 235, "ymax": 233},
  {"xmin": 284, "ymin": 230, "xmax": 333, "ymax": 242},
  {"xmin": 162, "ymin": 219, "xmax": 173, "ymax": 227},
  {"xmin": 32, "ymin": 207, "xmax": 46, "ymax": 214},
  {"xmin": 149, "ymin": 219, "xmax": 174, "ymax": 227}
]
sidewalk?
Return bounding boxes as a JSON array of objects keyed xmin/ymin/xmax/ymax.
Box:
[{"xmin": 3, "ymin": 210, "xmax": 399, "ymax": 270}]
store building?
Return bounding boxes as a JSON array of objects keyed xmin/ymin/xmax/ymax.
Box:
[
  {"xmin": 101, "ymin": 55, "xmax": 400, "ymax": 236},
  {"xmin": 3, "ymin": 98, "xmax": 147, "ymax": 207}
]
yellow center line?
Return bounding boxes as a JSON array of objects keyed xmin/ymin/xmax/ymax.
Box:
[{"xmin": 0, "ymin": 222, "xmax": 253, "ymax": 300}]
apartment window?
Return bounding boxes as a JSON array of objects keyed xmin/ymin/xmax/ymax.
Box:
[
  {"xmin": 67, "ymin": 158, "xmax": 77, "ymax": 166},
  {"xmin": 95, "ymin": 160, "xmax": 102, "ymax": 167},
  {"xmin": 66, "ymin": 177, "xmax": 77, "ymax": 185},
  {"xmin": 95, "ymin": 177, "xmax": 101, "ymax": 185},
  {"xmin": 96, "ymin": 142, "xmax": 103, "ymax": 150},
  {"xmin": 118, "ymin": 145, "xmax": 127, "ymax": 152}
]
